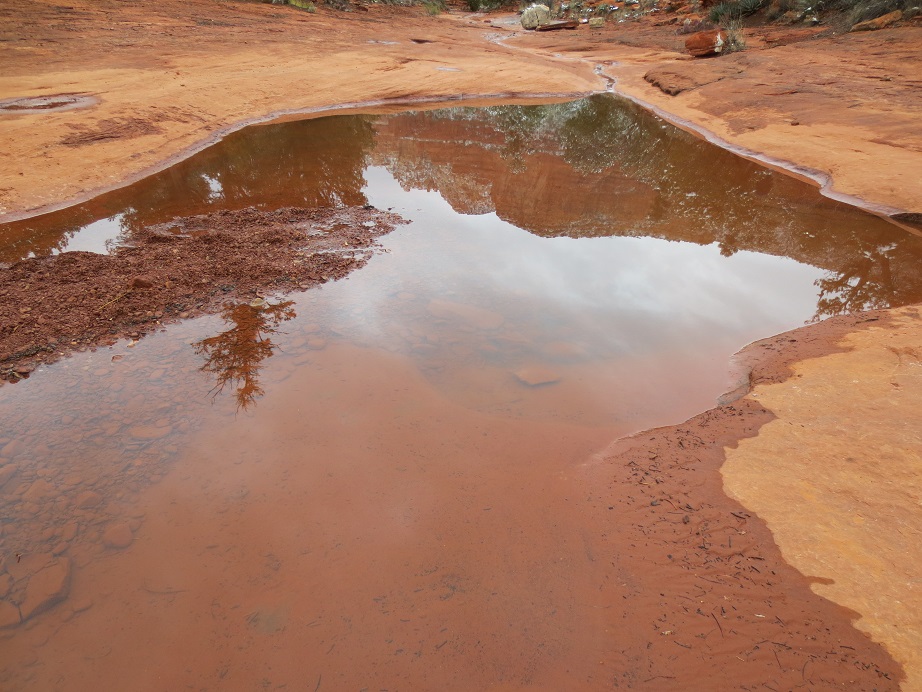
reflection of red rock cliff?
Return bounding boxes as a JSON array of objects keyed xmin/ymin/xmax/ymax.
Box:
[{"xmin": 371, "ymin": 117, "xmax": 656, "ymax": 237}]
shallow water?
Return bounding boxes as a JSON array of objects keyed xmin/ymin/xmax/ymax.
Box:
[{"xmin": 2, "ymin": 95, "xmax": 921, "ymax": 689}]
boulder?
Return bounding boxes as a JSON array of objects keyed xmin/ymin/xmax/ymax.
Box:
[
  {"xmin": 130, "ymin": 276, "xmax": 155, "ymax": 289},
  {"xmin": 588, "ymin": 17, "xmax": 606, "ymax": 27},
  {"xmin": 851, "ymin": 9, "xmax": 902, "ymax": 31},
  {"xmin": 102, "ymin": 523, "xmax": 134, "ymax": 550},
  {"xmin": 685, "ymin": 29, "xmax": 726, "ymax": 57},
  {"xmin": 513, "ymin": 365, "xmax": 562, "ymax": 387},
  {"xmin": 521, "ymin": 4, "xmax": 551, "ymax": 29}
]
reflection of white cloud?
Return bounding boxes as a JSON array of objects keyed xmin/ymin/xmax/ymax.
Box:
[
  {"xmin": 348, "ymin": 166, "xmax": 821, "ymax": 361},
  {"xmin": 203, "ymin": 174, "xmax": 224, "ymax": 201},
  {"xmin": 279, "ymin": 165, "xmax": 827, "ymax": 429},
  {"xmin": 56, "ymin": 214, "xmax": 125, "ymax": 255}
]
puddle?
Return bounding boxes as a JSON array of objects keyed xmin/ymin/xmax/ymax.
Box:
[
  {"xmin": 1, "ymin": 94, "xmax": 921, "ymax": 688},
  {"xmin": 0, "ymin": 94, "xmax": 98, "ymax": 115}
]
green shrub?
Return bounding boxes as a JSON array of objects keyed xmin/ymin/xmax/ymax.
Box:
[
  {"xmin": 793, "ymin": 0, "xmax": 908, "ymax": 27},
  {"xmin": 708, "ymin": 0, "xmax": 766, "ymax": 20},
  {"xmin": 466, "ymin": 0, "xmax": 505, "ymax": 9},
  {"xmin": 709, "ymin": 1, "xmax": 739, "ymax": 21},
  {"xmin": 738, "ymin": 0, "xmax": 767, "ymax": 13}
]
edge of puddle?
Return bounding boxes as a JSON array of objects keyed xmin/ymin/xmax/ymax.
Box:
[
  {"xmin": 4, "ymin": 72, "xmax": 917, "ymax": 467},
  {"xmin": 2, "ymin": 77, "xmax": 917, "ymax": 239},
  {"xmin": 486, "ymin": 26, "xmax": 917, "ymax": 233},
  {"xmin": 598, "ymin": 70, "xmax": 922, "ymax": 236},
  {"xmin": 0, "ymin": 90, "xmax": 599, "ymax": 225},
  {"xmin": 5, "ymin": 76, "xmax": 916, "ymax": 441},
  {"xmin": 577, "ymin": 306, "xmax": 909, "ymax": 688}
]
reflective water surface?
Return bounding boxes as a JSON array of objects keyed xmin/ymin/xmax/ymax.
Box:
[{"xmin": 2, "ymin": 95, "xmax": 920, "ymax": 689}]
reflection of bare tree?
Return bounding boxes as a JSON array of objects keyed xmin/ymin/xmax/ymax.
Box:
[
  {"xmin": 193, "ymin": 300, "xmax": 296, "ymax": 411},
  {"xmin": 813, "ymin": 248, "xmax": 895, "ymax": 321}
]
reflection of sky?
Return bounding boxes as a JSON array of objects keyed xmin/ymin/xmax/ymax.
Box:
[
  {"xmin": 341, "ymin": 167, "xmax": 821, "ymax": 355},
  {"xmin": 54, "ymin": 214, "xmax": 124, "ymax": 255},
  {"xmin": 3, "ymin": 150, "xmax": 831, "ymax": 439},
  {"xmin": 37, "ymin": 160, "xmax": 825, "ymax": 419},
  {"xmin": 203, "ymin": 174, "xmax": 224, "ymax": 201},
  {"xmin": 26, "ymin": 152, "xmax": 827, "ymax": 425},
  {"xmin": 279, "ymin": 166, "xmax": 823, "ymax": 422}
]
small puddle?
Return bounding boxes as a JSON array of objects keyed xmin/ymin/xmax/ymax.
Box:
[
  {"xmin": 0, "ymin": 94, "xmax": 98, "ymax": 115},
  {"xmin": 1, "ymin": 94, "xmax": 920, "ymax": 688}
]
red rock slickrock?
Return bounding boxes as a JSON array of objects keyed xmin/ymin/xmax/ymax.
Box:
[{"xmin": 851, "ymin": 9, "xmax": 903, "ymax": 31}]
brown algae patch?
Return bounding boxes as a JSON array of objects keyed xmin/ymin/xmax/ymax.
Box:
[{"xmin": 722, "ymin": 305, "xmax": 922, "ymax": 688}]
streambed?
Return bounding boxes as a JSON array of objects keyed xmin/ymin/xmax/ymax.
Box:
[{"xmin": 0, "ymin": 95, "xmax": 917, "ymax": 689}]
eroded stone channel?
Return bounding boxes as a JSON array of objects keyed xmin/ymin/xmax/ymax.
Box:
[{"xmin": 0, "ymin": 95, "xmax": 915, "ymax": 689}]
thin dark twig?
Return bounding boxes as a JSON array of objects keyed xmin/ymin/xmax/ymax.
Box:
[{"xmin": 773, "ymin": 648, "xmax": 784, "ymax": 672}]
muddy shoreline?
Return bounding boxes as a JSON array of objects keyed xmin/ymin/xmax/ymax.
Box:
[{"xmin": 584, "ymin": 309, "xmax": 905, "ymax": 688}]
